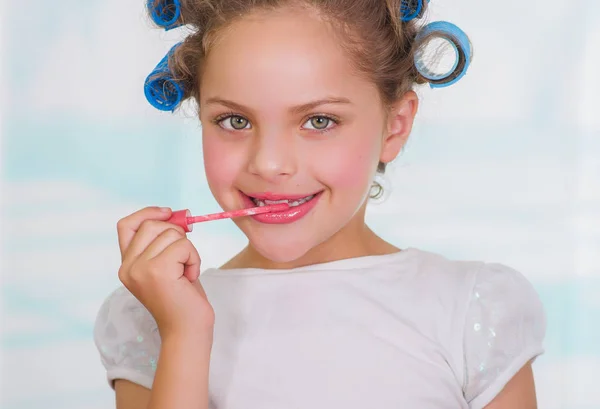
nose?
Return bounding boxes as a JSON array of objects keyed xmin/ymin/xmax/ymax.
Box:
[{"xmin": 247, "ymin": 128, "xmax": 297, "ymax": 182}]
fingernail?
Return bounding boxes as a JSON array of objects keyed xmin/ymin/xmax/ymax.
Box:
[{"xmin": 160, "ymin": 207, "xmax": 171, "ymax": 212}]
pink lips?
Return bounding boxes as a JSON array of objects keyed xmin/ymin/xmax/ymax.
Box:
[{"xmin": 240, "ymin": 191, "xmax": 323, "ymax": 224}]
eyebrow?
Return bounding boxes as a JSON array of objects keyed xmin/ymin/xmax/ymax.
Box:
[{"xmin": 204, "ymin": 97, "xmax": 352, "ymax": 115}]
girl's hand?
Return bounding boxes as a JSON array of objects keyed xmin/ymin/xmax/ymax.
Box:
[{"xmin": 116, "ymin": 207, "xmax": 215, "ymax": 339}]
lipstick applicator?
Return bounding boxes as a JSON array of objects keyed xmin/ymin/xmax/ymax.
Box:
[{"xmin": 167, "ymin": 203, "xmax": 290, "ymax": 232}]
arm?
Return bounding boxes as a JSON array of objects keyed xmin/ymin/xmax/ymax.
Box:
[
  {"xmin": 115, "ymin": 332, "xmax": 213, "ymax": 409},
  {"xmin": 484, "ymin": 363, "xmax": 537, "ymax": 409},
  {"xmin": 148, "ymin": 333, "xmax": 213, "ymax": 409},
  {"xmin": 111, "ymin": 207, "xmax": 215, "ymax": 409},
  {"xmin": 116, "ymin": 381, "xmax": 150, "ymax": 409}
]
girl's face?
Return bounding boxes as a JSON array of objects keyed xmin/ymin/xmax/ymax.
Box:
[{"xmin": 200, "ymin": 7, "xmax": 416, "ymax": 266}]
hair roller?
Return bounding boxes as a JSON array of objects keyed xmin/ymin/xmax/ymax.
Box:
[
  {"xmin": 400, "ymin": 0, "xmax": 430, "ymax": 22},
  {"xmin": 144, "ymin": 43, "xmax": 184, "ymax": 112},
  {"xmin": 147, "ymin": 0, "xmax": 183, "ymax": 30},
  {"xmin": 413, "ymin": 21, "xmax": 472, "ymax": 88}
]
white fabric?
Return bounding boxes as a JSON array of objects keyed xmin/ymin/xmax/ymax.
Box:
[{"xmin": 94, "ymin": 248, "xmax": 546, "ymax": 409}]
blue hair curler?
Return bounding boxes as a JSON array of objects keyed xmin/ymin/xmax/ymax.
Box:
[
  {"xmin": 400, "ymin": 0, "xmax": 430, "ymax": 22},
  {"xmin": 414, "ymin": 21, "xmax": 471, "ymax": 88},
  {"xmin": 147, "ymin": 0, "xmax": 183, "ymax": 30},
  {"xmin": 144, "ymin": 43, "xmax": 184, "ymax": 112}
]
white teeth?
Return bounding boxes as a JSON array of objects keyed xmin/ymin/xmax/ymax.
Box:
[
  {"xmin": 263, "ymin": 199, "xmax": 289, "ymax": 205},
  {"xmin": 289, "ymin": 195, "xmax": 314, "ymax": 207},
  {"xmin": 253, "ymin": 194, "xmax": 315, "ymax": 207}
]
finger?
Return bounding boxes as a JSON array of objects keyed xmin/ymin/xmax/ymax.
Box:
[
  {"xmin": 141, "ymin": 228, "xmax": 185, "ymax": 260},
  {"xmin": 124, "ymin": 220, "xmax": 185, "ymax": 262},
  {"xmin": 154, "ymin": 238, "xmax": 201, "ymax": 282},
  {"xmin": 117, "ymin": 206, "xmax": 172, "ymax": 257}
]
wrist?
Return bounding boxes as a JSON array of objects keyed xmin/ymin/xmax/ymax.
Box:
[
  {"xmin": 161, "ymin": 325, "xmax": 214, "ymax": 346},
  {"xmin": 158, "ymin": 310, "xmax": 215, "ymax": 341}
]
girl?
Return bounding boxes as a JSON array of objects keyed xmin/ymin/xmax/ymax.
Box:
[{"xmin": 94, "ymin": 0, "xmax": 546, "ymax": 408}]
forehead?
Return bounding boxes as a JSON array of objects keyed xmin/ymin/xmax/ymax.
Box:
[{"xmin": 200, "ymin": 7, "xmax": 377, "ymax": 108}]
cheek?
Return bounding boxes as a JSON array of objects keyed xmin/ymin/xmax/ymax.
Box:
[
  {"xmin": 313, "ymin": 131, "xmax": 381, "ymax": 192},
  {"xmin": 202, "ymin": 133, "xmax": 244, "ymax": 193}
]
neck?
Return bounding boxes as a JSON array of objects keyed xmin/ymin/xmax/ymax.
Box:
[{"xmin": 222, "ymin": 204, "xmax": 400, "ymax": 270}]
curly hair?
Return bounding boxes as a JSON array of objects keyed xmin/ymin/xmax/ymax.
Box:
[{"xmin": 148, "ymin": 0, "xmax": 435, "ymax": 197}]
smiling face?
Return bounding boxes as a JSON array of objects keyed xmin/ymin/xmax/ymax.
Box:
[{"xmin": 199, "ymin": 6, "xmax": 416, "ymax": 267}]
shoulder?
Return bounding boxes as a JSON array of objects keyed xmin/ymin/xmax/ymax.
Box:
[
  {"xmin": 464, "ymin": 260, "xmax": 547, "ymax": 354},
  {"xmin": 462, "ymin": 261, "xmax": 547, "ymax": 409},
  {"xmin": 467, "ymin": 261, "xmax": 546, "ymax": 327},
  {"xmin": 405, "ymin": 249, "xmax": 546, "ymax": 406},
  {"xmin": 406, "ymin": 249, "xmax": 546, "ymax": 317},
  {"xmin": 93, "ymin": 287, "xmax": 160, "ymax": 390},
  {"xmin": 405, "ymin": 248, "xmax": 482, "ymax": 296}
]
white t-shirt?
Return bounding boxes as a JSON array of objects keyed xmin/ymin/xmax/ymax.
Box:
[{"xmin": 94, "ymin": 247, "xmax": 546, "ymax": 409}]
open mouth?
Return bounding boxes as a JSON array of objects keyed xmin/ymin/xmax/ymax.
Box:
[
  {"xmin": 244, "ymin": 191, "xmax": 323, "ymax": 209},
  {"xmin": 240, "ymin": 191, "xmax": 323, "ymax": 224},
  {"xmin": 250, "ymin": 195, "xmax": 315, "ymax": 208}
]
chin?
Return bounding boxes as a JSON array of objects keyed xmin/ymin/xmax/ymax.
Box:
[
  {"xmin": 252, "ymin": 239, "xmax": 311, "ymax": 264},
  {"xmin": 248, "ymin": 232, "xmax": 322, "ymax": 265}
]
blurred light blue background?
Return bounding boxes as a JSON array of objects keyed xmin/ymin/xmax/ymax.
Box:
[{"xmin": 1, "ymin": 0, "xmax": 599, "ymax": 408}]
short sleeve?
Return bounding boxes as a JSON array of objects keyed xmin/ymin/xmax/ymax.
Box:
[
  {"xmin": 463, "ymin": 262, "xmax": 546, "ymax": 409},
  {"xmin": 93, "ymin": 286, "xmax": 161, "ymax": 390}
]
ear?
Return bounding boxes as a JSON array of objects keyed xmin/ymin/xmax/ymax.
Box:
[{"xmin": 379, "ymin": 91, "xmax": 419, "ymax": 164}]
